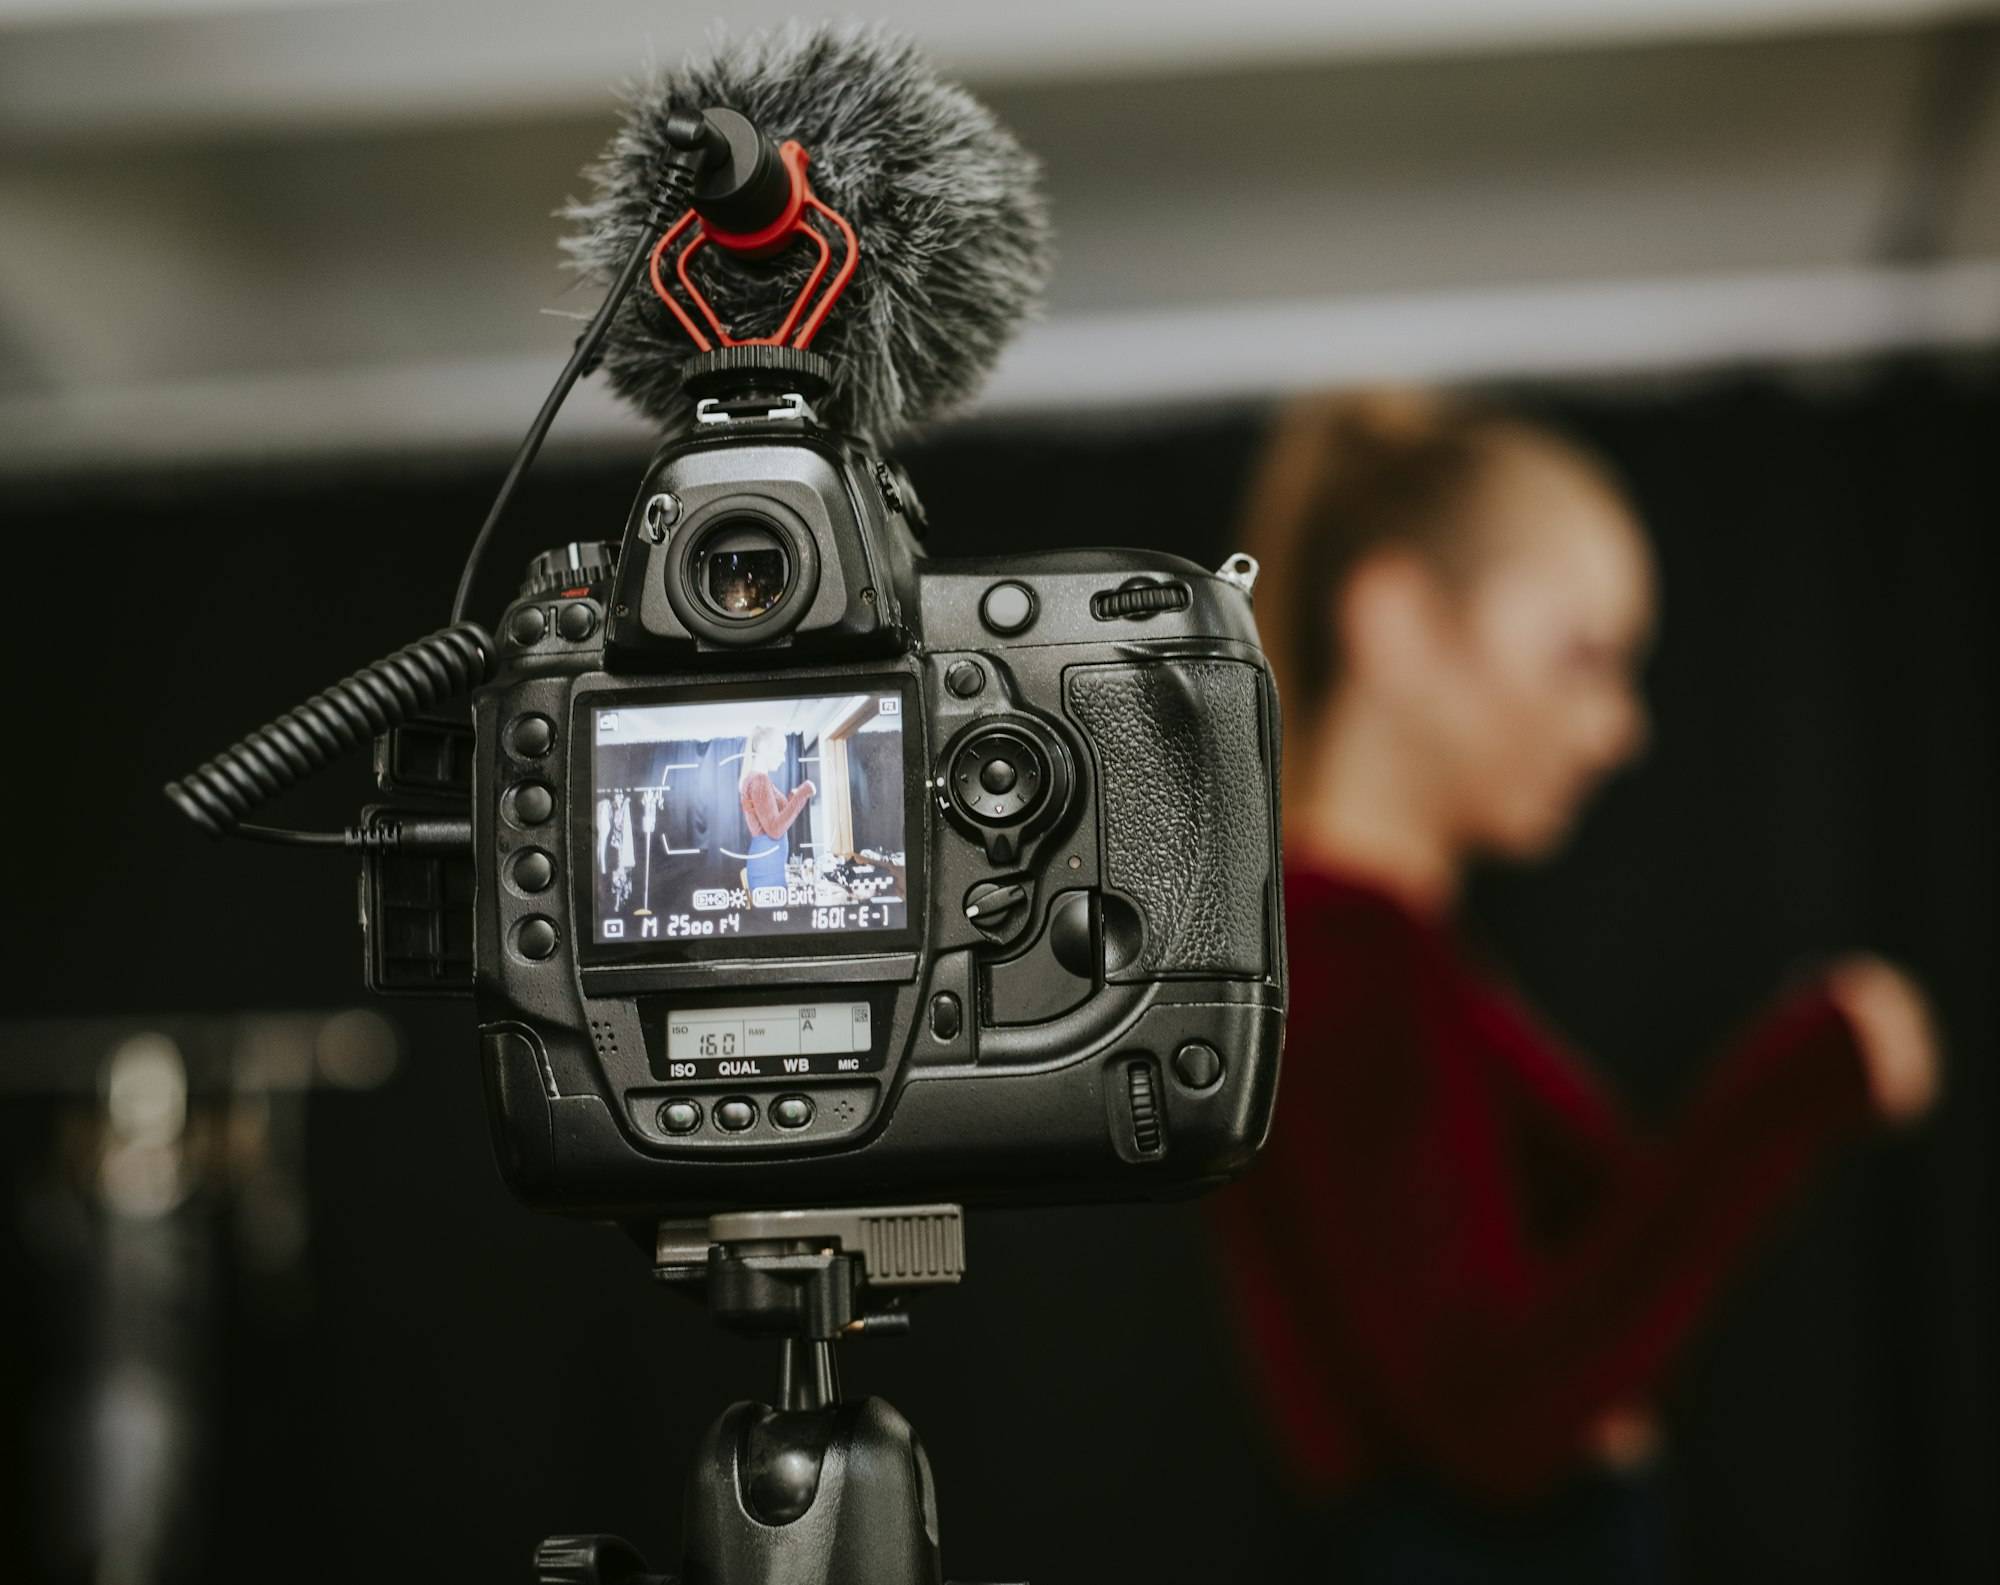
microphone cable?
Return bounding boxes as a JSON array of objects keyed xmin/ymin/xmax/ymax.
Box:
[
  {"xmin": 451, "ymin": 136, "xmax": 720, "ymax": 624},
  {"xmin": 166, "ymin": 133, "xmax": 720, "ymax": 843}
]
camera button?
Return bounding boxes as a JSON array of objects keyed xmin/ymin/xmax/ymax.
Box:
[
  {"xmin": 928, "ymin": 992, "xmax": 962, "ymax": 1042},
  {"xmin": 1172, "ymin": 1041, "xmax": 1225, "ymax": 1091},
  {"xmin": 715, "ymin": 1098, "xmax": 758, "ymax": 1133},
  {"xmin": 771, "ymin": 1095, "xmax": 815, "ymax": 1130},
  {"xmin": 556, "ymin": 601, "xmax": 596, "ymax": 641},
  {"xmin": 979, "ymin": 580, "xmax": 1036, "ymax": 635},
  {"xmin": 508, "ymin": 605, "xmax": 548, "ymax": 645},
  {"xmin": 979, "ymin": 758, "xmax": 1018, "ymax": 795},
  {"xmin": 945, "ymin": 659, "xmax": 987, "ymax": 698},
  {"xmin": 516, "ymin": 916, "xmax": 559, "ymax": 961},
  {"xmin": 512, "ymin": 782, "xmax": 554, "ymax": 825},
  {"xmin": 658, "ymin": 1099, "xmax": 703, "ymax": 1136},
  {"xmin": 511, "ymin": 848, "xmax": 555, "ymax": 894},
  {"xmin": 507, "ymin": 714, "xmax": 554, "ymax": 758}
]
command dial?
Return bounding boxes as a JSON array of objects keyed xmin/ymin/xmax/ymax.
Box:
[{"xmin": 520, "ymin": 540, "xmax": 617, "ymax": 599}]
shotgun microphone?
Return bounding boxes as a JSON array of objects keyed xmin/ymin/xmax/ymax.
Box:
[{"xmin": 562, "ymin": 20, "xmax": 1053, "ymax": 443}]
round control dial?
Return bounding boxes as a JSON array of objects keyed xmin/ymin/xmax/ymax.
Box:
[
  {"xmin": 519, "ymin": 539, "xmax": 617, "ymax": 600},
  {"xmin": 937, "ymin": 714, "xmax": 1074, "ymax": 866},
  {"xmin": 948, "ymin": 729, "xmax": 1047, "ymax": 826}
]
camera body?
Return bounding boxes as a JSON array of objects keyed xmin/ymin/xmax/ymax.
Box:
[{"xmin": 465, "ymin": 373, "xmax": 1284, "ymax": 1218}]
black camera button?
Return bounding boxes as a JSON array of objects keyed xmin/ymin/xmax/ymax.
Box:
[
  {"xmin": 979, "ymin": 758, "xmax": 1018, "ymax": 795},
  {"xmin": 771, "ymin": 1095, "xmax": 815, "ymax": 1130},
  {"xmin": 928, "ymin": 992, "xmax": 963, "ymax": 1042},
  {"xmin": 1172, "ymin": 1041, "xmax": 1225, "ymax": 1092},
  {"xmin": 556, "ymin": 601, "xmax": 597, "ymax": 642},
  {"xmin": 516, "ymin": 916, "xmax": 559, "ymax": 961},
  {"xmin": 1047, "ymin": 889, "xmax": 1097, "ymax": 978},
  {"xmin": 979, "ymin": 580, "xmax": 1036, "ymax": 635},
  {"xmin": 715, "ymin": 1097, "xmax": 758, "ymax": 1133},
  {"xmin": 511, "ymin": 782, "xmax": 555, "ymax": 826},
  {"xmin": 508, "ymin": 605, "xmax": 548, "ymax": 645},
  {"xmin": 507, "ymin": 714, "xmax": 554, "ymax": 758},
  {"xmin": 658, "ymin": 1098, "xmax": 703, "ymax": 1136},
  {"xmin": 510, "ymin": 848, "xmax": 555, "ymax": 894},
  {"xmin": 944, "ymin": 659, "xmax": 987, "ymax": 698}
]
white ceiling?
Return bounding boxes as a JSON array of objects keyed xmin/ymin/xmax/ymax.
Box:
[{"xmin": 0, "ymin": 1, "xmax": 1994, "ymax": 469}]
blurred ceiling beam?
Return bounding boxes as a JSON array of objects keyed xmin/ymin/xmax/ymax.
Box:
[
  {"xmin": 1, "ymin": 10, "xmax": 1995, "ymax": 470},
  {"xmin": 3, "ymin": 0, "xmax": 1994, "ymax": 140},
  {"xmin": 1876, "ymin": 16, "xmax": 2000, "ymax": 259},
  {"xmin": 5, "ymin": 260, "xmax": 1994, "ymax": 472}
]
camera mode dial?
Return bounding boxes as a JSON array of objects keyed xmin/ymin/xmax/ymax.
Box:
[
  {"xmin": 938, "ymin": 717, "xmax": 1072, "ymax": 867},
  {"xmin": 519, "ymin": 540, "xmax": 617, "ymax": 600}
]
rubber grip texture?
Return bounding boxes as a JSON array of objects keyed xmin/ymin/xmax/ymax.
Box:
[{"xmin": 1064, "ymin": 659, "xmax": 1274, "ymax": 979}]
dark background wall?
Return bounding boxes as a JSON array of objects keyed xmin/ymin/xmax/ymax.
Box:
[{"xmin": 3, "ymin": 359, "xmax": 1993, "ymax": 1583}]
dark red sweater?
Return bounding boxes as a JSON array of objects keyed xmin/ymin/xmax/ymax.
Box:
[
  {"xmin": 1214, "ymin": 862, "xmax": 1874, "ymax": 1504},
  {"xmin": 741, "ymin": 771, "xmax": 812, "ymax": 840}
]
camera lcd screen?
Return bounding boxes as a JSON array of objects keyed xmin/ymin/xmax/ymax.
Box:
[{"xmin": 590, "ymin": 691, "xmax": 909, "ymax": 944}]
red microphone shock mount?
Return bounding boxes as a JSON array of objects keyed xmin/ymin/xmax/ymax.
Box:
[{"xmin": 649, "ymin": 138, "xmax": 860, "ymax": 352}]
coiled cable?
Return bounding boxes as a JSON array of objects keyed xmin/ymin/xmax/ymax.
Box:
[
  {"xmin": 165, "ymin": 145, "xmax": 712, "ymax": 845},
  {"xmin": 165, "ymin": 622, "xmax": 494, "ymax": 838}
]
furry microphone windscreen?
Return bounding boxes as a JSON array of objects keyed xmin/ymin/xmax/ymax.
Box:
[{"xmin": 562, "ymin": 21, "xmax": 1054, "ymax": 445}]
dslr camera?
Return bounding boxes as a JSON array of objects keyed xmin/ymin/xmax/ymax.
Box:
[
  {"xmin": 443, "ymin": 342, "xmax": 1284, "ymax": 1218},
  {"xmin": 168, "ymin": 44, "xmax": 1288, "ymax": 1580},
  {"xmin": 174, "ymin": 90, "xmax": 1284, "ymax": 1227}
]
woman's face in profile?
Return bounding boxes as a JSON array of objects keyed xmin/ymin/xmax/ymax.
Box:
[{"xmin": 1417, "ymin": 455, "xmax": 1656, "ymax": 859}]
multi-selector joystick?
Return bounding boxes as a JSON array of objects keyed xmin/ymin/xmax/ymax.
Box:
[{"xmin": 936, "ymin": 716, "xmax": 1071, "ymax": 866}]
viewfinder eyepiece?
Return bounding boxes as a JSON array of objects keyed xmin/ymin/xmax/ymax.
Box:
[{"xmin": 695, "ymin": 518, "xmax": 792, "ymax": 619}]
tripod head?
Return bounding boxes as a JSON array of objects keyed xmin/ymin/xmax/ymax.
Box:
[
  {"xmin": 537, "ymin": 1206, "xmax": 980, "ymax": 1585},
  {"xmin": 658, "ymin": 1204, "xmax": 963, "ymax": 1342},
  {"xmin": 658, "ymin": 1204, "xmax": 961, "ymax": 1416}
]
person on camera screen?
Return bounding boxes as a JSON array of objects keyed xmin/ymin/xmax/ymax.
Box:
[{"xmin": 738, "ymin": 723, "xmax": 817, "ymax": 896}]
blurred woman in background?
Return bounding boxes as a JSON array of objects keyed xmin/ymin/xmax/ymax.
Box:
[{"xmin": 1217, "ymin": 392, "xmax": 1941, "ymax": 1583}]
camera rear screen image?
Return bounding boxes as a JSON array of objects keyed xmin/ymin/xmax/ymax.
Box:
[{"xmin": 590, "ymin": 691, "xmax": 908, "ymax": 944}]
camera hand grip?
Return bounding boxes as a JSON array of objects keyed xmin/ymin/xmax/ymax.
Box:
[{"xmin": 1064, "ymin": 659, "xmax": 1276, "ymax": 980}]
